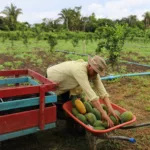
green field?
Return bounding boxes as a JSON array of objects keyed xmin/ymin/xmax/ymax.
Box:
[
  {"xmin": 1, "ymin": 38, "xmax": 150, "ymax": 60},
  {"xmin": 1, "ymin": 38, "xmax": 150, "ymax": 150}
]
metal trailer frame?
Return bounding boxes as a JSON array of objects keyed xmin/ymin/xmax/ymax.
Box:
[{"xmin": 0, "ymin": 69, "xmax": 57, "ymax": 142}]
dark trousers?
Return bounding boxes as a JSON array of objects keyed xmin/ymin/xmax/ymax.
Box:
[
  {"xmin": 56, "ymin": 91, "xmax": 85, "ymax": 135},
  {"xmin": 56, "ymin": 91, "xmax": 70, "ymax": 119}
]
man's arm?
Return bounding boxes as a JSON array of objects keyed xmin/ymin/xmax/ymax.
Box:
[
  {"xmin": 93, "ymin": 75, "xmax": 120, "ymax": 120},
  {"xmin": 72, "ymin": 69, "xmax": 114, "ymax": 127}
]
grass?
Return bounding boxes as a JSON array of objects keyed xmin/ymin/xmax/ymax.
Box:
[
  {"xmin": 1, "ymin": 38, "xmax": 150, "ymax": 58},
  {"xmin": 0, "ymin": 37, "xmax": 150, "ymax": 150}
]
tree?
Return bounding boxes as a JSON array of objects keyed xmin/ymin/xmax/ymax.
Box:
[
  {"xmin": 58, "ymin": 6, "xmax": 82, "ymax": 31},
  {"xmin": 95, "ymin": 24, "xmax": 127, "ymax": 69},
  {"xmin": 97, "ymin": 18, "xmax": 114, "ymax": 27},
  {"xmin": 0, "ymin": 16, "xmax": 8, "ymax": 30},
  {"xmin": 127, "ymin": 15, "xmax": 138, "ymax": 27},
  {"xmin": 80, "ymin": 16, "xmax": 89, "ymax": 31},
  {"xmin": 42, "ymin": 18, "xmax": 55, "ymax": 31},
  {"xmin": 116, "ymin": 15, "xmax": 138, "ymax": 28},
  {"xmin": 58, "ymin": 8, "xmax": 71, "ymax": 30},
  {"xmin": 85, "ymin": 13, "xmax": 97, "ymax": 32},
  {"xmin": 42, "ymin": 18, "xmax": 62, "ymax": 32},
  {"xmin": 143, "ymin": 11, "xmax": 150, "ymax": 28},
  {"xmin": 1, "ymin": 3, "xmax": 22, "ymax": 30},
  {"xmin": 73, "ymin": 6, "xmax": 82, "ymax": 31},
  {"xmin": 16, "ymin": 22, "xmax": 31, "ymax": 31}
]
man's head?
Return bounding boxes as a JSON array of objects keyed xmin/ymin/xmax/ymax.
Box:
[{"xmin": 87, "ymin": 55, "xmax": 107, "ymax": 78}]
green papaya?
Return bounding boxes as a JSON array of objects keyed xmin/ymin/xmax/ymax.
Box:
[
  {"xmin": 110, "ymin": 115, "xmax": 119, "ymax": 125},
  {"xmin": 77, "ymin": 114, "xmax": 88, "ymax": 124},
  {"xmin": 85, "ymin": 112, "xmax": 97, "ymax": 125},
  {"xmin": 80, "ymin": 97, "xmax": 86, "ymax": 103},
  {"xmin": 120, "ymin": 111, "xmax": 133, "ymax": 123},
  {"xmin": 84, "ymin": 101, "xmax": 93, "ymax": 113},
  {"xmin": 114, "ymin": 110, "xmax": 121, "ymax": 116},
  {"xmin": 92, "ymin": 108, "xmax": 102, "ymax": 120},
  {"xmin": 71, "ymin": 95, "xmax": 78, "ymax": 107},
  {"xmin": 102, "ymin": 121, "xmax": 109, "ymax": 129},
  {"xmin": 89, "ymin": 102, "xmax": 94, "ymax": 108},
  {"xmin": 101, "ymin": 104, "xmax": 108, "ymax": 113},
  {"xmin": 72, "ymin": 107, "xmax": 80, "ymax": 116},
  {"xmin": 93, "ymin": 120, "xmax": 103, "ymax": 127}
]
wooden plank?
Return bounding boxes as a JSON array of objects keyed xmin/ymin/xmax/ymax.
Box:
[
  {"xmin": 0, "ymin": 105, "xmax": 56, "ymax": 134},
  {"xmin": 0, "ymin": 94, "xmax": 57, "ymax": 111},
  {"xmin": 0, "ymin": 77, "xmax": 28, "ymax": 85},
  {"xmin": 0, "ymin": 122, "xmax": 56, "ymax": 142}
]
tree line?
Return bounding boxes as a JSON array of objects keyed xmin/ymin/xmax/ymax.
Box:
[{"xmin": 0, "ymin": 3, "xmax": 150, "ymax": 32}]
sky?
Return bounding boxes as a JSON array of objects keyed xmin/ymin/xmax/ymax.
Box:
[{"xmin": 0, "ymin": 0, "xmax": 150, "ymax": 24}]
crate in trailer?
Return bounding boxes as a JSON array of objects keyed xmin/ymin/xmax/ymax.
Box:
[{"xmin": 0, "ymin": 69, "xmax": 57, "ymax": 142}]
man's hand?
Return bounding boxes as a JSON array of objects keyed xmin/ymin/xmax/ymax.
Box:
[
  {"xmin": 91, "ymin": 99, "xmax": 115, "ymax": 128},
  {"xmin": 103, "ymin": 97, "xmax": 120, "ymax": 122},
  {"xmin": 102, "ymin": 111, "xmax": 114, "ymax": 128},
  {"xmin": 108, "ymin": 107, "xmax": 120, "ymax": 122}
]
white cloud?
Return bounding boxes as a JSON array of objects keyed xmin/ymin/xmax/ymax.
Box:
[
  {"xmin": 38, "ymin": 11, "xmax": 59, "ymax": 20},
  {"xmin": 18, "ymin": 11, "xmax": 59, "ymax": 24},
  {"xmin": 0, "ymin": 14, "xmax": 6, "ymax": 17},
  {"xmin": 87, "ymin": 3, "xmax": 104, "ymax": 18},
  {"xmin": 0, "ymin": 0, "xmax": 150, "ymax": 24},
  {"xmin": 86, "ymin": 0, "xmax": 150, "ymax": 20}
]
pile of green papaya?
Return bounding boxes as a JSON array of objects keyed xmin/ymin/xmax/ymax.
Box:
[{"xmin": 71, "ymin": 98, "xmax": 133, "ymax": 130}]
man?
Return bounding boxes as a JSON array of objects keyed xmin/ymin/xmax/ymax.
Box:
[{"xmin": 47, "ymin": 55, "xmax": 119, "ymax": 127}]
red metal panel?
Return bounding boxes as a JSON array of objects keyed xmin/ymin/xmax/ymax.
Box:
[
  {"xmin": 39, "ymin": 86, "xmax": 45, "ymax": 130},
  {"xmin": 44, "ymin": 84, "xmax": 57, "ymax": 92},
  {"xmin": 0, "ymin": 69, "xmax": 56, "ymax": 87},
  {"xmin": 28, "ymin": 69, "xmax": 53, "ymax": 84},
  {"xmin": 0, "ymin": 86, "xmax": 40, "ymax": 98},
  {"xmin": 0, "ymin": 69, "xmax": 28, "ymax": 76},
  {"xmin": 0, "ymin": 105, "xmax": 56, "ymax": 134},
  {"xmin": 0, "ymin": 69, "xmax": 57, "ymax": 94},
  {"xmin": 0, "ymin": 85, "xmax": 56, "ymax": 98}
]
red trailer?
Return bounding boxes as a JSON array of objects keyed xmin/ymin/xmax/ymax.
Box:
[{"xmin": 0, "ymin": 69, "xmax": 57, "ymax": 141}]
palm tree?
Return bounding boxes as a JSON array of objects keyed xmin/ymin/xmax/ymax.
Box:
[
  {"xmin": 81, "ymin": 16, "xmax": 89, "ymax": 31},
  {"xmin": 143, "ymin": 11, "xmax": 150, "ymax": 28},
  {"xmin": 58, "ymin": 8, "xmax": 70, "ymax": 30},
  {"xmin": 1, "ymin": 3, "xmax": 22, "ymax": 30},
  {"xmin": 58, "ymin": 6, "xmax": 82, "ymax": 31},
  {"xmin": 73, "ymin": 6, "xmax": 82, "ymax": 31}
]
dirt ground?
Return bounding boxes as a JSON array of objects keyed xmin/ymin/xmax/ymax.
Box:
[{"xmin": 0, "ymin": 52, "xmax": 150, "ymax": 150}]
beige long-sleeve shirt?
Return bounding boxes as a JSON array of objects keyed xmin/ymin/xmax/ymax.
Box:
[{"xmin": 47, "ymin": 60, "xmax": 109, "ymax": 101}]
